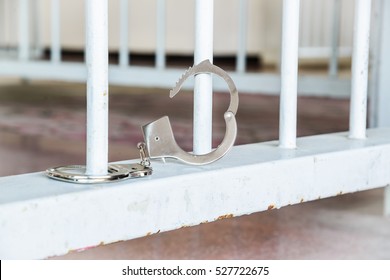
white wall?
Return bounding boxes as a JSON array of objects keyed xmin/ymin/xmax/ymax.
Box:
[{"xmin": 37, "ymin": 0, "xmax": 267, "ymax": 55}]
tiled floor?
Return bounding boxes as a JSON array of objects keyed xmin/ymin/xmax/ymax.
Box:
[{"xmin": 0, "ymin": 81, "xmax": 389, "ymax": 259}]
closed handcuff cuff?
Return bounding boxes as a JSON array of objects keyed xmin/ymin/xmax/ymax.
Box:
[{"xmin": 46, "ymin": 60, "xmax": 239, "ymax": 184}]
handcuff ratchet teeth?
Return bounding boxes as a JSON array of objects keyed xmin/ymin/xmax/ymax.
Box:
[{"xmin": 142, "ymin": 59, "xmax": 239, "ymax": 165}]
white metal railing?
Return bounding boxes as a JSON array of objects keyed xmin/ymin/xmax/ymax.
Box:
[
  {"xmin": 349, "ymin": 0, "xmax": 371, "ymax": 140},
  {"xmin": 85, "ymin": 0, "xmax": 109, "ymax": 176},
  {"xmin": 1, "ymin": 0, "xmax": 390, "ymax": 259},
  {"xmin": 18, "ymin": 0, "xmax": 29, "ymax": 61},
  {"xmin": 329, "ymin": 0, "xmax": 342, "ymax": 77},
  {"xmin": 194, "ymin": 0, "xmax": 214, "ymax": 154},
  {"xmin": 279, "ymin": 0, "xmax": 300, "ymax": 149},
  {"xmin": 50, "ymin": 0, "xmax": 61, "ymax": 64}
]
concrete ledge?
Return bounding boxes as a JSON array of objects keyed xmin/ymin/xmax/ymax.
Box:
[{"xmin": 1, "ymin": 128, "xmax": 390, "ymax": 259}]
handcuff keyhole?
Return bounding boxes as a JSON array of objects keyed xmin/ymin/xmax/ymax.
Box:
[{"xmin": 155, "ymin": 136, "xmax": 160, "ymax": 141}]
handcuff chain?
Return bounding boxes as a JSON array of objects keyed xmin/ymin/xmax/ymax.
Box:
[{"xmin": 137, "ymin": 142, "xmax": 151, "ymax": 167}]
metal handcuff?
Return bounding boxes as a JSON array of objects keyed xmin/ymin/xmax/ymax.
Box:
[
  {"xmin": 45, "ymin": 59, "xmax": 238, "ymax": 183},
  {"xmin": 45, "ymin": 142, "xmax": 152, "ymax": 184},
  {"xmin": 142, "ymin": 59, "xmax": 238, "ymax": 165}
]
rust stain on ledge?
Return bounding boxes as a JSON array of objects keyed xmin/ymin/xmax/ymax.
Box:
[
  {"xmin": 68, "ymin": 241, "xmax": 105, "ymax": 254},
  {"xmin": 146, "ymin": 230, "xmax": 161, "ymax": 236},
  {"xmin": 217, "ymin": 214, "xmax": 234, "ymax": 220},
  {"xmin": 300, "ymin": 198, "xmax": 304, "ymax": 203},
  {"xmin": 267, "ymin": 204, "xmax": 275, "ymax": 210}
]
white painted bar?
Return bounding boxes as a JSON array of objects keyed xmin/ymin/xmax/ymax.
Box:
[
  {"xmin": 368, "ymin": 0, "xmax": 382, "ymax": 128},
  {"xmin": 0, "ymin": 0, "xmax": 5, "ymax": 46},
  {"xmin": 119, "ymin": 0, "xmax": 129, "ymax": 67},
  {"xmin": 18, "ymin": 0, "xmax": 29, "ymax": 61},
  {"xmin": 349, "ymin": 0, "xmax": 371, "ymax": 139},
  {"xmin": 385, "ymin": 187, "xmax": 390, "ymax": 216},
  {"xmin": 370, "ymin": 0, "xmax": 390, "ymax": 128},
  {"xmin": 50, "ymin": 0, "xmax": 61, "ymax": 63},
  {"xmin": 1, "ymin": 128, "xmax": 390, "ymax": 259},
  {"xmin": 194, "ymin": 0, "xmax": 214, "ymax": 154},
  {"xmin": 236, "ymin": 0, "xmax": 248, "ymax": 73},
  {"xmin": 369, "ymin": 0, "xmax": 390, "ymax": 215},
  {"xmin": 379, "ymin": 0, "xmax": 390, "ymax": 217},
  {"xmin": 32, "ymin": 0, "xmax": 43, "ymax": 58},
  {"xmin": 299, "ymin": 0, "xmax": 311, "ymax": 59},
  {"xmin": 328, "ymin": 0, "xmax": 341, "ymax": 78},
  {"xmin": 155, "ymin": 0, "xmax": 165, "ymax": 69},
  {"xmin": 85, "ymin": 0, "xmax": 109, "ymax": 175},
  {"xmin": 279, "ymin": 0, "xmax": 300, "ymax": 149}
]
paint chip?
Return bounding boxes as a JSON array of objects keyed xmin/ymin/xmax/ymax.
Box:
[{"xmin": 217, "ymin": 214, "xmax": 234, "ymax": 220}]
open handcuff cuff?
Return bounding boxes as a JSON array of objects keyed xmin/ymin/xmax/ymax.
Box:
[{"xmin": 46, "ymin": 60, "xmax": 239, "ymax": 184}]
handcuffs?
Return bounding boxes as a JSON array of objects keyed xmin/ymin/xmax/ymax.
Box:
[{"xmin": 46, "ymin": 60, "xmax": 239, "ymax": 184}]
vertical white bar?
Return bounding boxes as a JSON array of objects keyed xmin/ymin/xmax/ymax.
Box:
[
  {"xmin": 385, "ymin": 186, "xmax": 390, "ymax": 216},
  {"xmin": 0, "ymin": 0, "xmax": 5, "ymax": 47},
  {"xmin": 31, "ymin": 0, "xmax": 42, "ymax": 58},
  {"xmin": 349, "ymin": 0, "xmax": 371, "ymax": 139},
  {"xmin": 368, "ymin": 0, "xmax": 382, "ymax": 128},
  {"xmin": 85, "ymin": 0, "xmax": 109, "ymax": 175},
  {"xmin": 369, "ymin": 0, "xmax": 390, "ymax": 215},
  {"xmin": 51, "ymin": 0, "xmax": 61, "ymax": 63},
  {"xmin": 328, "ymin": 0, "xmax": 341, "ymax": 78},
  {"xmin": 156, "ymin": 0, "xmax": 165, "ymax": 69},
  {"xmin": 299, "ymin": 0, "xmax": 311, "ymax": 56},
  {"xmin": 119, "ymin": 0, "xmax": 129, "ymax": 67},
  {"xmin": 194, "ymin": 0, "xmax": 214, "ymax": 154},
  {"xmin": 236, "ymin": 0, "xmax": 248, "ymax": 73},
  {"xmin": 279, "ymin": 0, "xmax": 300, "ymax": 149},
  {"xmin": 18, "ymin": 0, "xmax": 29, "ymax": 61},
  {"xmin": 370, "ymin": 0, "xmax": 390, "ymax": 128},
  {"xmin": 4, "ymin": 0, "xmax": 13, "ymax": 51}
]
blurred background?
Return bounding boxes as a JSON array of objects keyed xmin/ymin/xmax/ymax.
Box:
[{"xmin": 1, "ymin": 0, "xmax": 355, "ymax": 64}]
